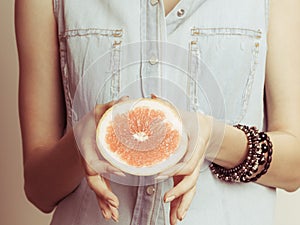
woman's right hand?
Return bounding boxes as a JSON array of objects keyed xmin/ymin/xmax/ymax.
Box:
[
  {"xmin": 83, "ymin": 158, "xmax": 120, "ymax": 222},
  {"xmin": 73, "ymin": 96, "xmax": 129, "ymax": 222}
]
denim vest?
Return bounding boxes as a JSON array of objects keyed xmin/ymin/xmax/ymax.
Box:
[{"xmin": 51, "ymin": 0, "xmax": 276, "ymax": 224}]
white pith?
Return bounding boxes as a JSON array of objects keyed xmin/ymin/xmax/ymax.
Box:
[
  {"xmin": 133, "ymin": 132, "xmax": 149, "ymax": 142},
  {"xmin": 96, "ymin": 98, "xmax": 188, "ymax": 176}
]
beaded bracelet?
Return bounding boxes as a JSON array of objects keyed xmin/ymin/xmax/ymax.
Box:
[{"xmin": 209, "ymin": 124, "xmax": 273, "ymax": 183}]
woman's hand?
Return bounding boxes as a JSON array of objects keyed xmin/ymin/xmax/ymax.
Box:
[
  {"xmin": 159, "ymin": 111, "xmax": 213, "ymax": 225},
  {"xmin": 167, "ymin": 158, "xmax": 203, "ymax": 225},
  {"xmin": 84, "ymin": 159, "xmax": 120, "ymax": 222},
  {"xmin": 73, "ymin": 96, "xmax": 129, "ymax": 222}
]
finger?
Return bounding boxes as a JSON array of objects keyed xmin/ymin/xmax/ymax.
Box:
[
  {"xmin": 86, "ymin": 175, "xmax": 119, "ymax": 208},
  {"xmin": 103, "ymin": 177, "xmax": 120, "ymax": 209},
  {"xmin": 157, "ymin": 153, "xmax": 203, "ymax": 179},
  {"xmin": 176, "ymin": 186, "xmax": 196, "ymax": 221},
  {"xmin": 116, "ymin": 95, "xmax": 130, "ymax": 104},
  {"xmin": 94, "ymin": 95, "xmax": 130, "ymax": 123},
  {"xmin": 170, "ymin": 197, "xmax": 181, "ymax": 225},
  {"xmin": 80, "ymin": 133, "xmax": 124, "ymax": 176},
  {"xmin": 157, "ymin": 139, "xmax": 205, "ymax": 179},
  {"xmin": 164, "ymin": 175, "xmax": 196, "ymax": 203},
  {"xmin": 150, "ymin": 93, "xmax": 157, "ymax": 99},
  {"xmin": 174, "ymin": 144, "xmax": 205, "ymax": 176},
  {"xmin": 110, "ymin": 204, "xmax": 119, "ymax": 222},
  {"xmin": 99, "ymin": 200, "xmax": 120, "ymax": 222},
  {"xmin": 80, "ymin": 144, "xmax": 100, "ymax": 175},
  {"xmin": 98, "ymin": 199, "xmax": 112, "ymax": 220},
  {"xmin": 164, "ymin": 160, "xmax": 201, "ymax": 203},
  {"xmin": 89, "ymin": 159, "xmax": 126, "ymax": 176},
  {"xmin": 94, "ymin": 100, "xmax": 116, "ymax": 123},
  {"xmin": 103, "ymin": 176, "xmax": 119, "ymax": 209},
  {"xmin": 156, "ymin": 162, "xmax": 185, "ymax": 178}
]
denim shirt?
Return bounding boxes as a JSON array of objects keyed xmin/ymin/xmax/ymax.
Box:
[{"xmin": 51, "ymin": 0, "xmax": 276, "ymax": 224}]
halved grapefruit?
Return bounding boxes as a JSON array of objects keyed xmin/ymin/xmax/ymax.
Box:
[{"xmin": 96, "ymin": 98, "xmax": 188, "ymax": 176}]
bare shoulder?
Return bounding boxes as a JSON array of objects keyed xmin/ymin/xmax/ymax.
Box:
[{"xmin": 265, "ymin": 0, "xmax": 300, "ymax": 132}]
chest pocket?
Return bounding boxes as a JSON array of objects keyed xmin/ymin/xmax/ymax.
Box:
[
  {"xmin": 59, "ymin": 28, "xmax": 123, "ymax": 123},
  {"xmin": 189, "ymin": 27, "xmax": 262, "ymax": 124}
]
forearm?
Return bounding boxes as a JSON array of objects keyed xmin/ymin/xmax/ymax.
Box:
[
  {"xmin": 256, "ymin": 131, "xmax": 300, "ymax": 191},
  {"xmin": 206, "ymin": 123, "xmax": 300, "ymax": 192},
  {"xmin": 24, "ymin": 129, "xmax": 85, "ymax": 213}
]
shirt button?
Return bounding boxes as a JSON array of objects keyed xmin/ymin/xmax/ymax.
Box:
[
  {"xmin": 177, "ymin": 9, "xmax": 185, "ymax": 17},
  {"xmin": 146, "ymin": 185, "xmax": 156, "ymax": 195},
  {"xmin": 149, "ymin": 56, "xmax": 159, "ymax": 65},
  {"xmin": 150, "ymin": 0, "xmax": 159, "ymax": 6}
]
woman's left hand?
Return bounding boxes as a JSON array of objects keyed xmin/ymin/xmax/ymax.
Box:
[
  {"xmin": 167, "ymin": 159, "xmax": 203, "ymax": 225},
  {"xmin": 159, "ymin": 111, "xmax": 213, "ymax": 225}
]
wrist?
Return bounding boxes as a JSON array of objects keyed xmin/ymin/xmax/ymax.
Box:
[
  {"xmin": 209, "ymin": 125, "xmax": 274, "ymax": 183},
  {"xmin": 205, "ymin": 123, "xmax": 248, "ymax": 169}
]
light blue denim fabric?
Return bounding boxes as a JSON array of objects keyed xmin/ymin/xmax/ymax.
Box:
[{"xmin": 51, "ymin": 0, "xmax": 276, "ymax": 225}]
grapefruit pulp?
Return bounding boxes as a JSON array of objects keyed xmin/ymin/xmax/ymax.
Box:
[{"xmin": 96, "ymin": 98, "xmax": 187, "ymax": 176}]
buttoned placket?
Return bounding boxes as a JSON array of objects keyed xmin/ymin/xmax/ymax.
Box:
[
  {"xmin": 130, "ymin": 1, "xmax": 166, "ymax": 224},
  {"xmin": 130, "ymin": 177, "xmax": 166, "ymax": 225},
  {"xmin": 138, "ymin": 0, "xmax": 164, "ymax": 98},
  {"xmin": 131, "ymin": 1, "xmax": 206, "ymax": 224}
]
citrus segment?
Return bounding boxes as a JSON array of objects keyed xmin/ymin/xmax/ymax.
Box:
[{"xmin": 96, "ymin": 98, "xmax": 187, "ymax": 176}]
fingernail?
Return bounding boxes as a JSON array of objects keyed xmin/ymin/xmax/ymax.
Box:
[
  {"xmin": 180, "ymin": 211, "xmax": 187, "ymax": 221},
  {"xmin": 165, "ymin": 195, "xmax": 176, "ymax": 203},
  {"xmin": 151, "ymin": 94, "xmax": 157, "ymax": 99},
  {"xmin": 119, "ymin": 96, "xmax": 129, "ymax": 101},
  {"xmin": 113, "ymin": 171, "xmax": 126, "ymax": 177},
  {"xmin": 111, "ymin": 214, "xmax": 119, "ymax": 222}
]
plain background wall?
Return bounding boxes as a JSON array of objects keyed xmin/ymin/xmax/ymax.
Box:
[{"xmin": 1, "ymin": 1, "xmax": 299, "ymax": 225}]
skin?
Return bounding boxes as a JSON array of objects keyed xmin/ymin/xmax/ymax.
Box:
[
  {"xmin": 164, "ymin": 0, "xmax": 300, "ymax": 224},
  {"xmin": 164, "ymin": 0, "xmax": 180, "ymax": 16},
  {"xmin": 15, "ymin": 0, "xmax": 120, "ymax": 218},
  {"xmin": 15, "ymin": 0, "xmax": 300, "ymax": 225}
]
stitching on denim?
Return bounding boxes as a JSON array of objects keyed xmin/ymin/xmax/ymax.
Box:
[
  {"xmin": 59, "ymin": 28, "xmax": 124, "ymax": 122},
  {"xmin": 59, "ymin": 40, "xmax": 74, "ymax": 125},
  {"xmin": 235, "ymin": 41, "xmax": 260, "ymax": 124},
  {"xmin": 130, "ymin": 186, "xmax": 145, "ymax": 225},
  {"xmin": 160, "ymin": 194, "xmax": 167, "ymax": 225},
  {"xmin": 189, "ymin": 27, "xmax": 262, "ymax": 124},
  {"xmin": 191, "ymin": 27, "xmax": 262, "ymax": 39},
  {"xmin": 149, "ymin": 183, "xmax": 163, "ymax": 225},
  {"xmin": 59, "ymin": 28, "xmax": 123, "ymax": 40},
  {"xmin": 187, "ymin": 41, "xmax": 193, "ymax": 112},
  {"xmin": 58, "ymin": 30, "xmax": 74, "ymax": 126},
  {"xmin": 62, "ymin": 62, "xmax": 74, "ymax": 126},
  {"xmin": 110, "ymin": 40, "xmax": 122, "ymax": 100},
  {"xmin": 188, "ymin": 39, "xmax": 201, "ymax": 112}
]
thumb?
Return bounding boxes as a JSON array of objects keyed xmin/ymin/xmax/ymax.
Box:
[{"xmin": 94, "ymin": 96, "xmax": 129, "ymax": 123}]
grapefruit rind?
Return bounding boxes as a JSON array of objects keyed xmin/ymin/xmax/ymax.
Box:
[{"xmin": 96, "ymin": 98, "xmax": 187, "ymax": 176}]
